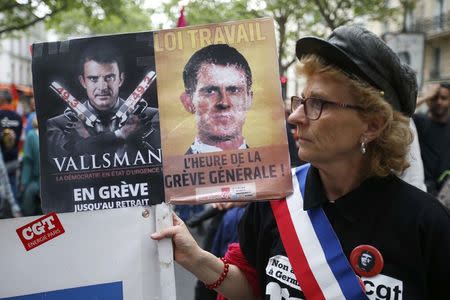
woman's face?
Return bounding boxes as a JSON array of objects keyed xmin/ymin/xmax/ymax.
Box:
[{"xmin": 288, "ymin": 73, "xmax": 368, "ymax": 166}]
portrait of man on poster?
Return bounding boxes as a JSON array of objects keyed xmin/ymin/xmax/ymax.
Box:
[
  {"xmin": 46, "ymin": 41, "xmax": 160, "ymax": 158},
  {"xmin": 180, "ymin": 44, "xmax": 253, "ymax": 155},
  {"xmin": 358, "ymin": 250, "xmax": 375, "ymax": 272}
]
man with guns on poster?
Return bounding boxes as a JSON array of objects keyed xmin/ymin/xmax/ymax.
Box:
[{"xmin": 46, "ymin": 42, "xmax": 159, "ymax": 158}]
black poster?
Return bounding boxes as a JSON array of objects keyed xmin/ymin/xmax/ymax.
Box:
[{"xmin": 32, "ymin": 32, "xmax": 163, "ymax": 213}]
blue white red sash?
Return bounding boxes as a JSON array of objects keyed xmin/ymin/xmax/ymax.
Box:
[{"xmin": 271, "ymin": 164, "xmax": 367, "ymax": 300}]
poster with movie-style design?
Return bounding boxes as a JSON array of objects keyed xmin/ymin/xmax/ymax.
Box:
[
  {"xmin": 32, "ymin": 32, "xmax": 163, "ymax": 213},
  {"xmin": 155, "ymin": 18, "xmax": 292, "ymax": 203}
]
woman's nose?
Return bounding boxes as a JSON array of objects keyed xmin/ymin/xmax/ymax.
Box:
[{"xmin": 287, "ymin": 103, "xmax": 308, "ymax": 126}]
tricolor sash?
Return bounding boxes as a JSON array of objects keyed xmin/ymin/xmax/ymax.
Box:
[{"xmin": 271, "ymin": 164, "xmax": 367, "ymax": 300}]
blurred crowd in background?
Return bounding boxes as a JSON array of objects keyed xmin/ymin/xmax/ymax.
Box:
[{"xmin": 0, "ymin": 85, "xmax": 40, "ymax": 218}]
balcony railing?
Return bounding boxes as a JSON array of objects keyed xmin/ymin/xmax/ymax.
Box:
[{"xmin": 411, "ymin": 11, "xmax": 450, "ymax": 35}]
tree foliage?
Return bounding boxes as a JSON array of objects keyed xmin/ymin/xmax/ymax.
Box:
[
  {"xmin": 157, "ymin": 0, "xmax": 315, "ymax": 76},
  {"xmin": 0, "ymin": 0, "xmax": 153, "ymax": 37},
  {"xmin": 47, "ymin": 1, "xmax": 153, "ymax": 37},
  {"xmin": 1, "ymin": 0, "xmax": 402, "ymax": 72},
  {"xmin": 0, "ymin": 0, "xmax": 65, "ymax": 36},
  {"xmin": 157, "ymin": 0, "xmax": 258, "ymax": 28},
  {"xmin": 310, "ymin": 0, "xmax": 398, "ymax": 30},
  {"xmin": 158, "ymin": 0, "xmax": 400, "ymax": 76}
]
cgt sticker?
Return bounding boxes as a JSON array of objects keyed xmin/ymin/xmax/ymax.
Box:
[
  {"xmin": 362, "ymin": 274, "xmax": 403, "ymax": 300},
  {"xmin": 16, "ymin": 212, "xmax": 65, "ymax": 251}
]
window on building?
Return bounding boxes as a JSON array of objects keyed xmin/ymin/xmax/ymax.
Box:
[
  {"xmin": 435, "ymin": 0, "xmax": 444, "ymax": 29},
  {"xmin": 20, "ymin": 37, "xmax": 25, "ymax": 57},
  {"xmin": 405, "ymin": 7, "xmax": 414, "ymax": 31},
  {"xmin": 27, "ymin": 65, "xmax": 32, "ymax": 85},
  {"xmin": 11, "ymin": 62, "xmax": 15, "ymax": 83},
  {"xmin": 20, "ymin": 63, "xmax": 24, "ymax": 84},
  {"xmin": 430, "ymin": 47, "xmax": 441, "ymax": 79}
]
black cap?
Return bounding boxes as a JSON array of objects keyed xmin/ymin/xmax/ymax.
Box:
[{"xmin": 296, "ymin": 25, "xmax": 417, "ymax": 116}]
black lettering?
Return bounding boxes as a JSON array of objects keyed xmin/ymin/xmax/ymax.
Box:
[
  {"xmin": 393, "ymin": 285, "xmax": 402, "ymax": 300},
  {"xmin": 209, "ymin": 171, "xmax": 217, "ymax": 184},
  {"xmin": 254, "ymin": 166, "xmax": 261, "ymax": 179},
  {"xmin": 364, "ymin": 280, "xmax": 374, "ymax": 295},
  {"xmin": 376, "ymin": 284, "xmax": 391, "ymax": 299},
  {"xmin": 244, "ymin": 167, "xmax": 252, "ymax": 180},
  {"xmin": 271, "ymin": 259, "xmax": 280, "ymax": 267},
  {"xmin": 269, "ymin": 164, "xmax": 277, "ymax": 177}
]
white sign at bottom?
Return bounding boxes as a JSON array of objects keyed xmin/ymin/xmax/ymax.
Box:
[{"xmin": 0, "ymin": 204, "xmax": 175, "ymax": 300}]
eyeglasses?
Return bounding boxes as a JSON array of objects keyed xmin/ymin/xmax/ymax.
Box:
[{"xmin": 290, "ymin": 95, "xmax": 363, "ymax": 120}]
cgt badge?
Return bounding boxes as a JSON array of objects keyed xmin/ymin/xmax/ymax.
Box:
[{"xmin": 16, "ymin": 212, "xmax": 65, "ymax": 251}]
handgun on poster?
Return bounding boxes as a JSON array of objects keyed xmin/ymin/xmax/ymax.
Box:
[
  {"xmin": 50, "ymin": 81, "xmax": 100, "ymax": 128},
  {"xmin": 114, "ymin": 70, "xmax": 157, "ymax": 127}
]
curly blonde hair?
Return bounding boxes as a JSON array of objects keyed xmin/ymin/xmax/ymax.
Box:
[{"xmin": 297, "ymin": 55, "xmax": 412, "ymax": 177}]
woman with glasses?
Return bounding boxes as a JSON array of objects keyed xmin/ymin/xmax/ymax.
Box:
[{"xmin": 152, "ymin": 25, "xmax": 450, "ymax": 300}]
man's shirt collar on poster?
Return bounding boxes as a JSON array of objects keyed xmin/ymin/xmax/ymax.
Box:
[{"xmin": 189, "ymin": 137, "xmax": 248, "ymax": 154}]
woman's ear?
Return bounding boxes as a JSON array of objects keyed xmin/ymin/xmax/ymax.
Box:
[
  {"xmin": 180, "ymin": 92, "xmax": 195, "ymax": 114},
  {"xmin": 363, "ymin": 115, "xmax": 385, "ymax": 143}
]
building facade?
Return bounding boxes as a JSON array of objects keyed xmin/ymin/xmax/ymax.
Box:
[
  {"xmin": 0, "ymin": 23, "xmax": 46, "ymax": 87},
  {"xmin": 410, "ymin": 0, "xmax": 450, "ymax": 84},
  {"xmin": 370, "ymin": 0, "xmax": 449, "ymax": 87}
]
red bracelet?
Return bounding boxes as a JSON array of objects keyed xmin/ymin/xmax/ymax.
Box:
[{"xmin": 205, "ymin": 257, "xmax": 230, "ymax": 290}]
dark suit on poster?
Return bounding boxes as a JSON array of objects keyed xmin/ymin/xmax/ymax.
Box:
[{"xmin": 47, "ymin": 98, "xmax": 160, "ymax": 158}]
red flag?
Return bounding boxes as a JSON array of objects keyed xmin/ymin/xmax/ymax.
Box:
[{"xmin": 177, "ymin": 6, "xmax": 187, "ymax": 27}]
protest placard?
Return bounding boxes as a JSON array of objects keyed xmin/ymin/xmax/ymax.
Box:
[
  {"xmin": 32, "ymin": 32, "xmax": 163, "ymax": 213},
  {"xmin": 155, "ymin": 18, "xmax": 292, "ymax": 203},
  {"xmin": 33, "ymin": 18, "xmax": 292, "ymax": 210},
  {"xmin": 0, "ymin": 205, "xmax": 175, "ymax": 300}
]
